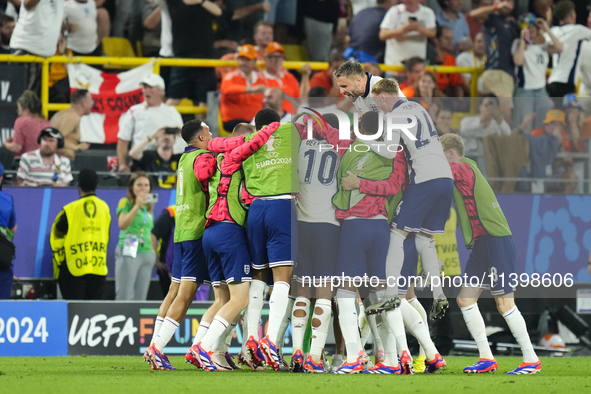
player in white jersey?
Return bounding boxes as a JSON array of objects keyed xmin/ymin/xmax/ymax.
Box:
[
  {"xmin": 546, "ymin": 1, "xmax": 591, "ymax": 98},
  {"xmin": 290, "ymin": 113, "xmax": 341, "ymax": 374},
  {"xmin": 333, "ymin": 60, "xmax": 406, "ymax": 115},
  {"xmin": 362, "ymin": 78, "xmax": 452, "ymax": 373}
]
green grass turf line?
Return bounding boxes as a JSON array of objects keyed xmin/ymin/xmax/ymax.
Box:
[{"xmin": 0, "ymin": 356, "xmax": 590, "ymax": 393}]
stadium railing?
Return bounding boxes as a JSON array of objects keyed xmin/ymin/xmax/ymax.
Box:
[{"xmin": 0, "ymin": 54, "xmax": 486, "ymax": 118}]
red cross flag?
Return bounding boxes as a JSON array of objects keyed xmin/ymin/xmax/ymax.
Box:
[{"xmin": 67, "ymin": 62, "xmax": 154, "ymax": 144}]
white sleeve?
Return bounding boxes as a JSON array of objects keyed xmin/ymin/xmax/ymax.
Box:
[
  {"xmin": 380, "ymin": 7, "xmax": 397, "ymax": 29},
  {"xmin": 117, "ymin": 110, "xmax": 134, "ymax": 141},
  {"xmin": 511, "ymin": 39, "xmax": 520, "ymax": 55},
  {"xmin": 169, "ymin": 107, "xmax": 184, "ymax": 127},
  {"xmin": 363, "ymin": 134, "xmax": 401, "ymax": 160},
  {"xmin": 576, "ymin": 25, "xmax": 591, "ymax": 41},
  {"xmin": 459, "ymin": 116, "xmax": 480, "ymax": 137},
  {"xmin": 424, "ymin": 8, "xmax": 436, "ymax": 28},
  {"xmin": 499, "ymin": 120, "xmax": 512, "ymax": 135}
]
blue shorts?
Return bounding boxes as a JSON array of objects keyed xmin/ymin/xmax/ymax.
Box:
[
  {"xmin": 398, "ymin": 234, "xmax": 419, "ymax": 294},
  {"xmin": 203, "ymin": 222, "xmax": 252, "ymax": 286},
  {"xmin": 336, "ymin": 218, "xmax": 390, "ymax": 283},
  {"xmin": 293, "ymin": 221, "xmax": 340, "ymax": 282},
  {"xmin": 393, "ymin": 178, "xmax": 454, "ymax": 234},
  {"xmin": 464, "ymin": 235, "xmax": 517, "ymax": 295},
  {"xmin": 172, "ymin": 239, "xmax": 210, "ymax": 284},
  {"xmin": 246, "ymin": 199, "xmax": 293, "ymax": 270}
]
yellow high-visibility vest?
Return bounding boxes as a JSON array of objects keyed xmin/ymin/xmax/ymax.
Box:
[{"xmin": 51, "ymin": 195, "xmax": 111, "ymax": 278}]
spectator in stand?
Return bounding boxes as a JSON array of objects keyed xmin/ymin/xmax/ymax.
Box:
[
  {"xmin": 10, "ymin": 0, "xmax": 65, "ymax": 93},
  {"xmin": 62, "ymin": 0, "xmax": 102, "ymax": 57},
  {"xmin": 379, "ymin": 0, "xmax": 436, "ymax": 66},
  {"xmin": 436, "ymin": 0, "xmax": 472, "ymax": 54},
  {"xmin": 459, "ymin": 94, "xmax": 511, "ymax": 156},
  {"xmin": 95, "ymin": 0, "xmax": 110, "ymax": 45},
  {"xmin": 220, "ymin": 44, "xmax": 268, "ymax": 131},
  {"xmin": 561, "ymin": 94, "xmax": 583, "ymax": 154},
  {"xmin": 216, "ymin": 21, "xmax": 273, "ymax": 83},
  {"xmin": 578, "ymin": 10, "xmax": 591, "ymax": 116},
  {"xmin": 511, "ymin": 14, "xmax": 562, "ymax": 134},
  {"xmin": 115, "ymin": 171, "xmax": 156, "ymax": 301},
  {"xmin": 48, "ymin": 34, "xmax": 74, "ymax": 104},
  {"xmin": 469, "ymin": 0, "xmax": 519, "ymax": 124},
  {"xmin": 262, "ymin": 42, "xmax": 300, "ymax": 114},
  {"xmin": 301, "ymin": 0, "xmax": 340, "ymax": 62},
  {"xmin": 546, "ymin": 1, "xmax": 591, "ymax": 100},
  {"xmin": 399, "ymin": 57, "xmax": 425, "ymax": 94},
  {"xmin": 214, "ymin": 2, "xmax": 273, "ymax": 54},
  {"xmin": 3, "ymin": 91, "xmax": 51, "ymax": 157},
  {"xmin": 465, "ymin": 0, "xmax": 492, "ymax": 40},
  {"xmin": 50, "ymin": 89, "xmax": 93, "ymax": 162},
  {"xmin": 432, "ymin": 26, "xmax": 464, "ymax": 97},
  {"xmin": 409, "ymin": 71, "xmax": 445, "ymax": 119},
  {"xmin": 128, "ymin": 127, "xmax": 181, "ymax": 189},
  {"xmin": 344, "ymin": 0, "xmax": 396, "ymax": 63},
  {"xmin": 363, "ymin": 62, "xmax": 383, "ymax": 77},
  {"xmin": 251, "ymin": 88, "xmax": 291, "ymax": 124},
  {"xmin": 113, "ymin": 0, "xmax": 143, "ymax": 47},
  {"xmin": 530, "ymin": 0, "xmax": 552, "ymax": 24},
  {"xmin": 165, "ymin": 0, "xmax": 222, "ymax": 107},
  {"xmin": 0, "ymin": 0, "xmax": 19, "ymax": 19},
  {"xmin": 434, "ymin": 106, "xmax": 458, "ymax": 136},
  {"xmin": 117, "ymin": 74, "xmax": 185, "ymax": 173},
  {"xmin": 142, "ymin": 0, "xmax": 163, "ymax": 57},
  {"xmin": 17, "ymin": 127, "xmax": 73, "ymax": 187},
  {"xmin": 350, "ymin": 0, "xmax": 377, "ymax": 16},
  {"xmin": 0, "ymin": 14, "xmax": 14, "ymax": 54},
  {"xmin": 456, "ymin": 31, "xmax": 486, "ymax": 94},
  {"xmin": 309, "ymin": 50, "xmax": 345, "ymax": 97}
]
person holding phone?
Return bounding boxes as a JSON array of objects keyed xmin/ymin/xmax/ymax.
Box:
[
  {"xmin": 512, "ymin": 13, "xmax": 562, "ymax": 134},
  {"xmin": 115, "ymin": 171, "xmax": 156, "ymax": 300},
  {"xmin": 129, "ymin": 127, "xmax": 182, "ymax": 188}
]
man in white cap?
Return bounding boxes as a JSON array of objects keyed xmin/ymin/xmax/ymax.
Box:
[{"xmin": 116, "ymin": 73, "xmax": 186, "ymax": 173}]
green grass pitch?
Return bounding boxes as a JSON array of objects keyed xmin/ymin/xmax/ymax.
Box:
[{"xmin": 1, "ymin": 356, "xmax": 590, "ymax": 393}]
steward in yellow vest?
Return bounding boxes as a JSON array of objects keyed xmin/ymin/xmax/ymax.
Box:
[{"xmin": 50, "ymin": 169, "xmax": 111, "ymax": 299}]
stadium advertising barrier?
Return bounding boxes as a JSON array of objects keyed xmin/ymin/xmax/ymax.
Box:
[
  {"xmin": 7, "ymin": 187, "xmax": 591, "ymax": 283},
  {"xmin": 0, "ymin": 301, "xmax": 68, "ymax": 356},
  {"xmin": 67, "ymin": 302, "xmax": 280, "ymax": 356}
]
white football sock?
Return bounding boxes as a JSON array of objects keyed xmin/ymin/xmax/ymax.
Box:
[
  {"xmin": 246, "ymin": 279, "xmax": 265, "ymax": 340},
  {"xmin": 367, "ymin": 314, "xmax": 383, "ymax": 353},
  {"xmin": 151, "ymin": 316, "xmax": 164, "ymax": 345},
  {"xmin": 224, "ymin": 315, "xmax": 240, "ymax": 349},
  {"xmin": 241, "ymin": 310, "xmax": 248, "ymax": 352},
  {"xmin": 377, "ymin": 314, "xmax": 399, "ymax": 367},
  {"xmin": 385, "ymin": 230, "xmax": 406, "ymax": 297},
  {"xmin": 154, "ymin": 317, "xmax": 179, "ymax": 352},
  {"xmin": 201, "ymin": 315, "xmax": 229, "ymax": 352},
  {"xmin": 384, "ymin": 307, "xmax": 409, "ymax": 355},
  {"xmin": 400, "ymin": 299, "xmax": 438, "ymax": 361},
  {"xmin": 415, "ymin": 235, "xmax": 445, "ymax": 299},
  {"xmin": 502, "ymin": 306, "xmax": 538, "ymax": 363},
  {"xmin": 291, "ymin": 296, "xmax": 311, "ymax": 352},
  {"xmin": 192, "ymin": 321, "xmax": 210, "ymax": 346},
  {"xmin": 267, "ymin": 281, "xmax": 290, "ymax": 344},
  {"xmin": 408, "ymin": 297, "xmax": 428, "ymax": 357},
  {"xmin": 277, "ymin": 296, "xmax": 295, "ymax": 353},
  {"xmin": 460, "ymin": 303, "xmax": 494, "ymax": 360},
  {"xmin": 358, "ymin": 302, "xmax": 371, "ymax": 346},
  {"xmin": 309, "ymin": 298, "xmax": 331, "ymax": 361},
  {"xmin": 336, "ymin": 289, "xmax": 361, "ymax": 363}
]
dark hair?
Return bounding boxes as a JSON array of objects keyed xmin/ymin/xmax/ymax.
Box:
[
  {"xmin": 254, "ymin": 108, "xmax": 280, "ymax": 130},
  {"xmin": 309, "ymin": 87, "xmax": 328, "ymax": 98},
  {"xmin": 71, "ymin": 89, "xmax": 90, "ymax": 105},
  {"xmin": 478, "ymin": 93, "xmax": 500, "ymax": 107},
  {"xmin": 0, "ymin": 14, "xmax": 15, "ymax": 28},
  {"xmin": 554, "ymin": 1, "xmax": 575, "ymax": 22},
  {"xmin": 78, "ymin": 169, "xmax": 99, "ymax": 193},
  {"xmin": 436, "ymin": 25, "xmax": 451, "ymax": 39},
  {"xmin": 403, "ymin": 57, "xmax": 424, "ymax": 73},
  {"xmin": 359, "ymin": 111, "xmax": 381, "ymax": 135},
  {"xmin": 323, "ymin": 113, "xmax": 339, "ymax": 129},
  {"xmin": 181, "ymin": 119, "xmax": 204, "ymax": 143},
  {"xmin": 333, "ymin": 60, "xmax": 364, "ymax": 79},
  {"xmin": 17, "ymin": 90, "xmax": 42, "ymax": 116},
  {"xmin": 254, "ymin": 21, "xmax": 273, "ymax": 34},
  {"xmin": 126, "ymin": 171, "xmax": 153, "ymax": 213},
  {"xmin": 436, "ymin": 105, "xmax": 454, "ymax": 117}
]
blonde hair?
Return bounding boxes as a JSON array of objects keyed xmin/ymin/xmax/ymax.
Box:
[
  {"xmin": 440, "ymin": 133, "xmax": 465, "ymax": 158},
  {"xmin": 333, "ymin": 60, "xmax": 364, "ymax": 79},
  {"xmin": 232, "ymin": 123, "xmax": 255, "ymax": 137},
  {"xmin": 371, "ymin": 78, "xmax": 400, "ymax": 96}
]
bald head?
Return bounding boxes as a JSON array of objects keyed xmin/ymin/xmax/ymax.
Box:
[{"xmin": 263, "ymin": 88, "xmax": 284, "ymax": 113}]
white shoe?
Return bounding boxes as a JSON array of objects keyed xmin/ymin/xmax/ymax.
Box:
[
  {"xmin": 331, "ymin": 354, "xmax": 345, "ymax": 373},
  {"xmin": 211, "ymin": 352, "xmax": 233, "ymax": 371}
]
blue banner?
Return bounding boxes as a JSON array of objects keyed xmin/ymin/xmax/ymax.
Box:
[{"xmin": 0, "ymin": 301, "xmax": 68, "ymax": 356}]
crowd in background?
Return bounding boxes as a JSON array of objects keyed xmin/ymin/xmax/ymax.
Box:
[{"xmin": 1, "ymin": 0, "xmax": 591, "ymax": 194}]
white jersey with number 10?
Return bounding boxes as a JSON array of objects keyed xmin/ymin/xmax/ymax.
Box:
[{"xmin": 296, "ymin": 139, "xmax": 340, "ymax": 226}]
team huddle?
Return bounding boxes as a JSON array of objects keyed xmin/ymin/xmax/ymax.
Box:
[{"xmin": 144, "ymin": 60, "xmax": 541, "ymax": 375}]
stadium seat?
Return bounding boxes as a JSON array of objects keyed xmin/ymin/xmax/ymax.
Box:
[
  {"xmin": 452, "ymin": 112, "xmax": 469, "ymax": 129},
  {"xmin": 283, "ymin": 45, "xmax": 310, "ymax": 62},
  {"xmin": 101, "ymin": 37, "xmax": 136, "ymax": 69}
]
